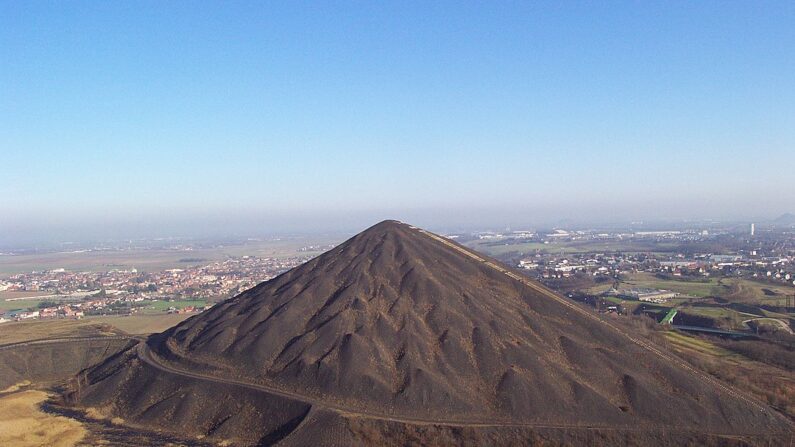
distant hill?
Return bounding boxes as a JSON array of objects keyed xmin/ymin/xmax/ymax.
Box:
[
  {"xmin": 67, "ymin": 220, "xmax": 793, "ymax": 446},
  {"xmin": 773, "ymin": 213, "xmax": 795, "ymax": 225}
]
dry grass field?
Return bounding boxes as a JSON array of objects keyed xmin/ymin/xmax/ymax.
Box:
[
  {"xmin": 0, "ymin": 319, "xmax": 120, "ymax": 345},
  {"xmin": 0, "ymin": 291, "xmax": 52, "ymax": 300},
  {"xmin": 0, "ymin": 315, "xmax": 192, "ymax": 446},
  {"xmin": 0, "ymin": 314, "xmax": 192, "ymax": 345},
  {"xmin": 90, "ymin": 313, "xmax": 192, "ymax": 334},
  {"xmin": 620, "ymin": 272, "xmax": 725, "ymax": 297},
  {"xmin": 662, "ymin": 330, "xmax": 795, "ymax": 419},
  {"xmin": 0, "ymin": 390, "xmax": 86, "ymax": 447},
  {"xmin": 723, "ymin": 279, "xmax": 794, "ymax": 306}
]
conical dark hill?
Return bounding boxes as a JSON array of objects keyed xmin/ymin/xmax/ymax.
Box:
[
  {"xmin": 67, "ymin": 220, "xmax": 792, "ymax": 445},
  {"xmin": 142, "ymin": 220, "xmax": 781, "ymax": 431}
]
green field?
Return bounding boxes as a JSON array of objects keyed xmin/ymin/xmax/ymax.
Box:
[
  {"xmin": 618, "ymin": 272, "xmax": 724, "ymax": 298},
  {"xmin": 586, "ymin": 272, "xmax": 794, "ymax": 329},
  {"xmin": 137, "ymin": 299, "xmax": 208, "ymax": 314},
  {"xmin": 465, "ymin": 240, "xmax": 551, "ymax": 256},
  {"xmin": 0, "ymin": 299, "xmax": 44, "ymax": 312},
  {"xmin": 0, "ymin": 291, "xmax": 60, "ymax": 312},
  {"xmin": 1, "ymin": 297, "xmax": 208, "ymax": 315},
  {"xmin": 602, "ymin": 272, "xmax": 794, "ymax": 305},
  {"xmin": 603, "ymin": 296, "xmax": 626, "ymax": 305},
  {"xmin": 663, "ymin": 330, "xmax": 734, "ymax": 357}
]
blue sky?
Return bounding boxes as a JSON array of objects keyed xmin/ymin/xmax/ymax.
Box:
[{"xmin": 1, "ymin": 1, "xmax": 793, "ymax": 242}]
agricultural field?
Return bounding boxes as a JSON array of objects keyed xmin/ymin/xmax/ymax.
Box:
[
  {"xmin": 0, "ymin": 319, "xmax": 120, "ymax": 345},
  {"xmin": 0, "ymin": 313, "xmax": 193, "ymax": 344},
  {"xmin": 0, "ymin": 297, "xmax": 207, "ymax": 315},
  {"xmin": 0, "ymin": 236, "xmax": 340, "ymax": 277},
  {"xmin": 663, "ymin": 330, "xmax": 734, "ymax": 357},
  {"xmin": 88, "ymin": 313, "xmax": 192, "ymax": 334},
  {"xmin": 0, "ymin": 315, "xmax": 197, "ymax": 447},
  {"xmin": 721, "ymin": 279, "xmax": 794, "ymax": 307},
  {"xmin": 464, "ymin": 240, "xmax": 551, "ymax": 256},
  {"xmin": 0, "ymin": 291, "xmax": 51, "ymax": 300},
  {"xmin": 0, "ymin": 291, "xmax": 70, "ymax": 312}
]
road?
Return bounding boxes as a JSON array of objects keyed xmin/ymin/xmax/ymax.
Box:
[
  {"xmin": 2, "ymin": 290, "xmax": 103, "ymax": 302},
  {"xmin": 743, "ymin": 317, "xmax": 794, "ymax": 335}
]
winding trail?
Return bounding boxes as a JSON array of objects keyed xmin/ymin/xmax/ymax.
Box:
[
  {"xmin": 137, "ymin": 342, "xmax": 785, "ymax": 438},
  {"xmin": 138, "ymin": 343, "xmax": 643, "ymax": 431}
]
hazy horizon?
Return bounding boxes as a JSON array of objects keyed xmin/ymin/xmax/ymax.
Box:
[
  {"xmin": 2, "ymin": 2, "xmax": 793, "ymax": 245},
  {"xmin": 1, "ymin": 206, "xmax": 790, "ymax": 248}
]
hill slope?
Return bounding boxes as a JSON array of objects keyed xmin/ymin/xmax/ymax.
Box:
[{"xmin": 68, "ymin": 220, "xmax": 791, "ymax": 444}]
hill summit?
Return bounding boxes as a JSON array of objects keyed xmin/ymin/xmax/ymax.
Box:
[
  {"xmin": 154, "ymin": 220, "xmax": 773, "ymax": 423},
  {"xmin": 70, "ymin": 220, "xmax": 790, "ymax": 444}
]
